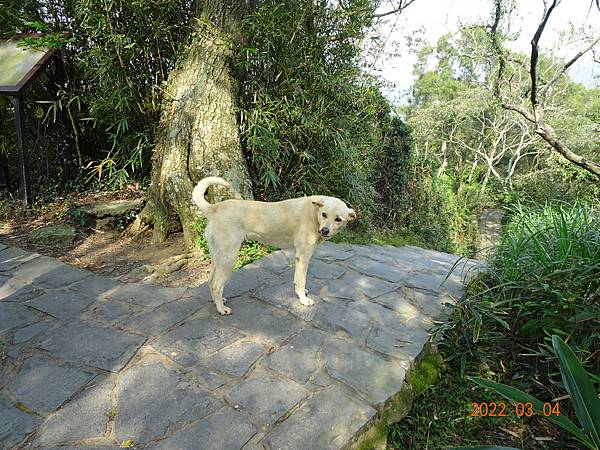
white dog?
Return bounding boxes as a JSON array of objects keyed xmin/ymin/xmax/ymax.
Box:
[{"xmin": 192, "ymin": 176, "xmax": 356, "ymax": 315}]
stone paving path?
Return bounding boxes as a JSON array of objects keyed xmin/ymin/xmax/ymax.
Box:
[
  {"xmin": 0, "ymin": 242, "xmax": 479, "ymax": 450},
  {"xmin": 478, "ymin": 208, "xmax": 505, "ymax": 259}
]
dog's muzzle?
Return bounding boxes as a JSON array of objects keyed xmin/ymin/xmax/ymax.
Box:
[{"xmin": 319, "ymin": 227, "xmax": 330, "ymax": 237}]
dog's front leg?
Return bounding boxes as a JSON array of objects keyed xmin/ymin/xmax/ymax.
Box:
[{"xmin": 294, "ymin": 243, "xmax": 317, "ymax": 307}]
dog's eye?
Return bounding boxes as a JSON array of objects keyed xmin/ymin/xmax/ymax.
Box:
[
  {"xmin": 322, "ymin": 212, "xmax": 328, "ymax": 218},
  {"xmin": 335, "ymin": 217, "xmax": 342, "ymax": 222}
]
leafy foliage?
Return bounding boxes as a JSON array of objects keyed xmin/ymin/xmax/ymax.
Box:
[
  {"xmin": 236, "ymin": 0, "xmax": 405, "ymax": 217},
  {"xmin": 193, "ymin": 217, "xmax": 275, "ymax": 268},
  {"xmin": 0, "ymin": 0, "xmax": 193, "ymax": 189},
  {"xmin": 465, "ymin": 336, "xmax": 600, "ymax": 449},
  {"xmin": 439, "ymin": 202, "xmax": 600, "ymax": 390}
]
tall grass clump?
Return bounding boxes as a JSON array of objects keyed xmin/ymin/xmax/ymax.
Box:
[{"xmin": 441, "ymin": 201, "xmax": 600, "ymax": 392}]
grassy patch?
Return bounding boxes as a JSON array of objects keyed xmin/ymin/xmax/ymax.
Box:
[
  {"xmin": 438, "ymin": 201, "xmax": 600, "ymax": 388},
  {"xmin": 387, "ymin": 360, "xmax": 536, "ymax": 450},
  {"xmin": 192, "ymin": 217, "xmax": 276, "ymax": 269}
]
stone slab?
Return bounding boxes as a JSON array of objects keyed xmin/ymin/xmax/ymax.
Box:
[
  {"xmin": 7, "ymin": 255, "xmax": 58, "ymax": 281},
  {"xmin": 224, "ymin": 269, "xmax": 262, "ymax": 297},
  {"xmin": 203, "ymin": 340, "xmax": 266, "ymax": 377},
  {"xmin": 0, "ymin": 279, "xmax": 44, "ymax": 302},
  {"xmin": 370, "ymin": 289, "xmax": 423, "ymax": 319},
  {"xmin": 42, "ymin": 446, "xmax": 117, "ymax": 450},
  {"xmin": 366, "ymin": 322, "xmax": 431, "ymax": 365},
  {"xmin": 262, "ymin": 329, "xmax": 325, "ymax": 384},
  {"xmin": 9, "ymin": 355, "xmax": 97, "ymax": 414},
  {"xmin": 243, "ymin": 250, "xmax": 292, "ymax": 274},
  {"xmin": 34, "ymin": 378, "xmax": 115, "ymax": 446},
  {"xmin": 12, "ymin": 319, "xmax": 54, "ymax": 345},
  {"xmin": 81, "ymin": 299, "xmax": 144, "ymax": 326},
  {"xmin": 0, "ymin": 397, "xmax": 41, "ymax": 450},
  {"xmin": 350, "ymin": 255, "xmax": 411, "ymax": 283},
  {"xmin": 0, "ymin": 247, "xmax": 39, "ymax": 272},
  {"xmin": 13, "ymin": 258, "xmax": 91, "ymax": 288},
  {"xmin": 319, "ymin": 270, "xmax": 398, "ymax": 301},
  {"xmin": 403, "ymin": 270, "xmax": 465, "ymax": 298},
  {"xmin": 26, "ymin": 290, "xmax": 96, "ymax": 320},
  {"xmin": 325, "ymin": 339, "xmax": 406, "ymax": 406},
  {"xmin": 313, "ymin": 242, "xmax": 354, "ymax": 261},
  {"xmin": 406, "ymin": 288, "xmax": 455, "ymax": 319},
  {"xmin": 115, "ymin": 361, "xmax": 222, "ymax": 444},
  {"xmin": 221, "ymin": 297, "xmax": 304, "ymax": 346},
  {"xmin": 39, "ymin": 320, "xmax": 146, "ymax": 372},
  {"xmin": 255, "ymin": 282, "xmax": 320, "ymax": 322},
  {"xmin": 187, "ymin": 364, "xmax": 229, "ymax": 390},
  {"xmin": 0, "ymin": 302, "xmax": 42, "ymax": 334},
  {"xmin": 311, "ymin": 299, "xmax": 371, "ymax": 338},
  {"xmin": 0, "ymin": 242, "xmax": 475, "ymax": 449},
  {"xmin": 106, "ymin": 282, "xmax": 187, "ymax": 308},
  {"xmin": 69, "ymin": 275, "xmax": 122, "ymax": 297},
  {"xmin": 226, "ymin": 368, "xmax": 308, "ymax": 423},
  {"xmin": 264, "ymin": 384, "xmax": 376, "ymax": 450},
  {"xmin": 153, "ymin": 318, "xmax": 243, "ymax": 367},
  {"xmin": 309, "ymin": 259, "xmax": 347, "ymax": 279},
  {"xmin": 121, "ymin": 297, "xmax": 199, "ymax": 336},
  {"xmin": 147, "ymin": 408, "xmax": 257, "ymax": 450},
  {"xmin": 79, "ymin": 199, "xmax": 144, "ymax": 218}
]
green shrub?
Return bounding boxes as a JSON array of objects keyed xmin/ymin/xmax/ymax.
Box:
[
  {"xmin": 236, "ymin": 0, "xmax": 399, "ymax": 218},
  {"xmin": 391, "ymin": 155, "xmax": 481, "ymax": 256},
  {"xmin": 192, "ymin": 217, "xmax": 275, "ymax": 269},
  {"xmin": 439, "ymin": 201, "xmax": 600, "ymax": 390}
]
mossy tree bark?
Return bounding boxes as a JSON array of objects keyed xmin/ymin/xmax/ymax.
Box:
[{"xmin": 138, "ymin": 0, "xmax": 254, "ymax": 247}]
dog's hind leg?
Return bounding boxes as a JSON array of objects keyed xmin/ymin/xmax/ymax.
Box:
[
  {"xmin": 207, "ymin": 226, "xmax": 242, "ymax": 315},
  {"xmin": 294, "ymin": 241, "xmax": 318, "ymax": 307}
]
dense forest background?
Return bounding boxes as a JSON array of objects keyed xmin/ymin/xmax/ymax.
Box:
[{"xmin": 1, "ymin": 0, "xmax": 598, "ymax": 254}]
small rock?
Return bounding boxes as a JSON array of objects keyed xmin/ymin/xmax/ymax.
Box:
[
  {"xmin": 78, "ymin": 199, "xmax": 144, "ymax": 219},
  {"xmin": 27, "ymin": 224, "xmax": 75, "ymax": 247}
]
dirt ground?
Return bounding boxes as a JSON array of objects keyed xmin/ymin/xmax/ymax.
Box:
[{"xmin": 0, "ymin": 190, "xmax": 212, "ymax": 288}]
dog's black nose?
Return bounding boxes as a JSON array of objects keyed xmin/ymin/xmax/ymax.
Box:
[{"xmin": 320, "ymin": 227, "xmax": 330, "ymax": 236}]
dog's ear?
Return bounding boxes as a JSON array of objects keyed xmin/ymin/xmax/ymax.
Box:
[
  {"xmin": 312, "ymin": 199, "xmax": 324, "ymax": 208},
  {"xmin": 348, "ymin": 209, "xmax": 357, "ymax": 222}
]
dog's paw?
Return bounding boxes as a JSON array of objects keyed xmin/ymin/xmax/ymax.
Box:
[
  {"xmin": 223, "ymin": 297, "xmax": 228, "ymax": 304},
  {"xmin": 217, "ymin": 305, "xmax": 232, "ymax": 315},
  {"xmin": 299, "ymin": 296, "xmax": 314, "ymax": 307}
]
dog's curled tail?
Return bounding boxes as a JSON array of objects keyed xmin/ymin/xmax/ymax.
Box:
[{"xmin": 192, "ymin": 176, "xmax": 231, "ymax": 215}]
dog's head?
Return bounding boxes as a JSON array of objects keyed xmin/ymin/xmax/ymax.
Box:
[{"xmin": 312, "ymin": 197, "xmax": 356, "ymax": 239}]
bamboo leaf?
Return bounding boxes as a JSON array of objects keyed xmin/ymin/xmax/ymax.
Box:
[{"xmin": 552, "ymin": 335, "xmax": 600, "ymax": 447}]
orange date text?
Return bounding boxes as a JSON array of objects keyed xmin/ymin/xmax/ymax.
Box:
[{"xmin": 469, "ymin": 402, "xmax": 560, "ymax": 418}]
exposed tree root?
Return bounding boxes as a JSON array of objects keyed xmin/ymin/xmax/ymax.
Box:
[{"xmin": 120, "ymin": 251, "xmax": 205, "ymax": 283}]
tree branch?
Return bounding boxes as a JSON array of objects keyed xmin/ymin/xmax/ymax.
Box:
[
  {"xmin": 530, "ymin": 0, "xmax": 559, "ymax": 108},
  {"xmin": 539, "ymin": 33, "xmax": 600, "ymax": 97},
  {"xmin": 536, "ymin": 123, "xmax": 600, "ymax": 177},
  {"xmin": 371, "ymin": 0, "xmax": 417, "ymax": 18},
  {"xmin": 490, "ymin": 0, "xmax": 506, "ymax": 98},
  {"xmin": 502, "ymin": 103, "xmax": 536, "ymax": 123}
]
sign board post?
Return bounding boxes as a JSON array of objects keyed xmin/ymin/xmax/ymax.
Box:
[
  {"xmin": 0, "ymin": 36, "xmax": 55, "ymax": 207},
  {"xmin": 12, "ymin": 95, "xmax": 31, "ymax": 206}
]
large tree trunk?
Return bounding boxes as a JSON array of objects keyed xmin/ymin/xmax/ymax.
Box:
[{"xmin": 137, "ymin": 1, "xmax": 254, "ymax": 247}]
